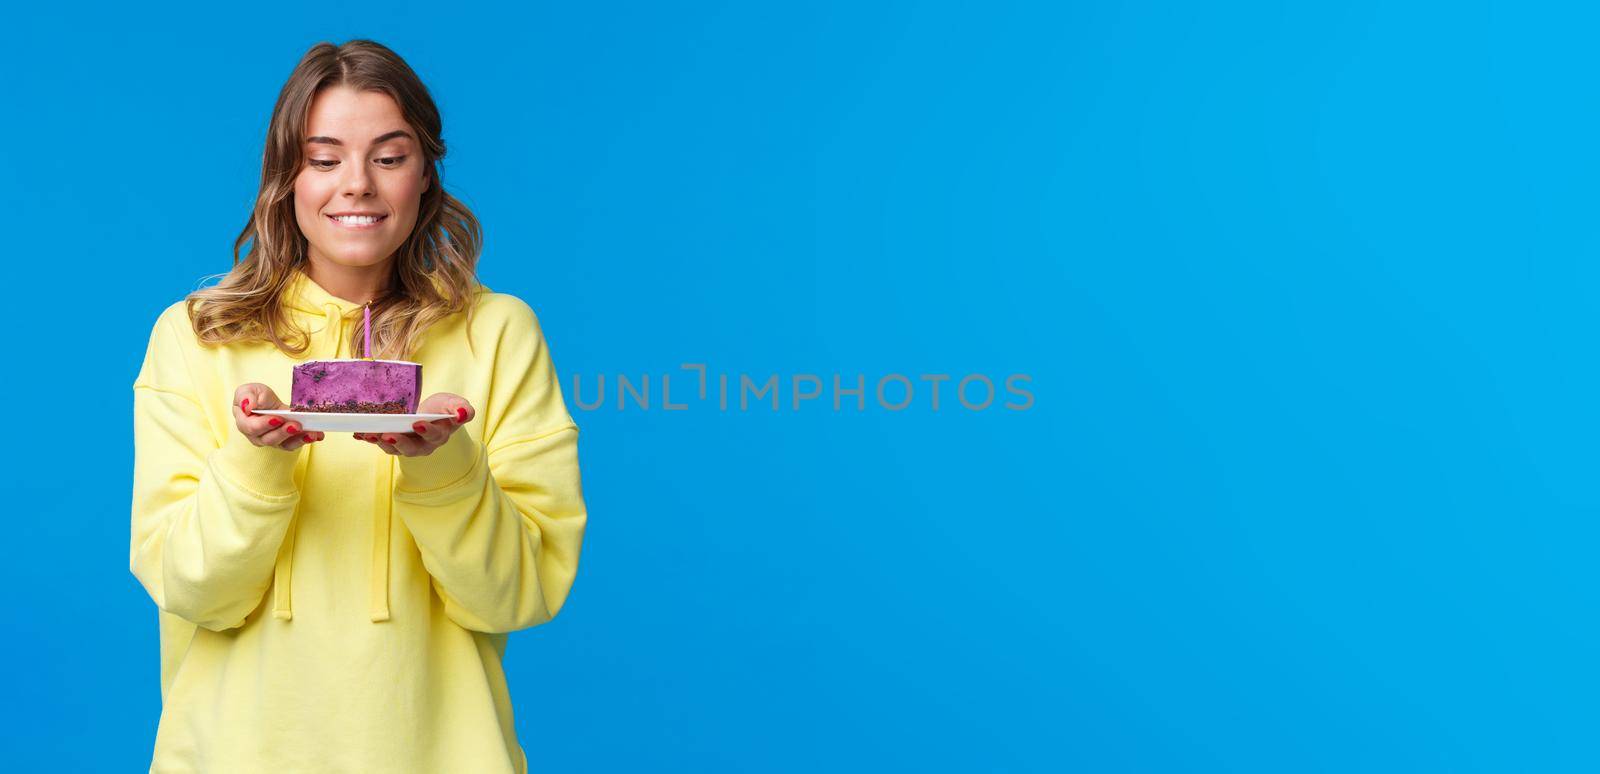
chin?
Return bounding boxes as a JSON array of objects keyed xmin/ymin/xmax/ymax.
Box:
[{"xmin": 321, "ymin": 250, "xmax": 395, "ymax": 269}]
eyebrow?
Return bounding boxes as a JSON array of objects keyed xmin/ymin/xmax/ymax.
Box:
[{"xmin": 305, "ymin": 130, "xmax": 414, "ymax": 146}]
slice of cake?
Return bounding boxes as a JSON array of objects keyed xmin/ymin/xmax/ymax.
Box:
[{"xmin": 291, "ymin": 359, "xmax": 422, "ymax": 414}]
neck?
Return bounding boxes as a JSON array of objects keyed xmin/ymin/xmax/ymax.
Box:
[{"xmin": 303, "ymin": 255, "xmax": 392, "ymax": 304}]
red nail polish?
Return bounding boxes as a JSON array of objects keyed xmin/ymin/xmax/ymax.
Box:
[
  {"xmin": 242, "ymin": 397, "xmax": 251, "ymax": 415},
  {"xmin": 456, "ymin": 407, "xmax": 467, "ymax": 422},
  {"xmin": 268, "ymin": 417, "xmax": 283, "ymax": 427},
  {"xmin": 413, "ymin": 422, "xmax": 427, "ymax": 433},
  {"xmin": 384, "ymin": 436, "xmax": 396, "ymax": 444},
  {"xmin": 303, "ymin": 434, "xmax": 314, "ymax": 442},
  {"xmin": 287, "ymin": 425, "xmax": 299, "ymax": 434}
]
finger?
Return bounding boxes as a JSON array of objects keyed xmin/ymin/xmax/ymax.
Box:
[
  {"xmin": 372, "ymin": 433, "xmax": 400, "ymax": 455},
  {"xmin": 285, "ymin": 430, "xmax": 325, "ymax": 449},
  {"xmin": 385, "ymin": 431, "xmax": 419, "ymax": 457},
  {"xmin": 418, "ymin": 394, "xmax": 475, "ymax": 426},
  {"xmin": 383, "ymin": 432, "xmax": 430, "ymax": 456},
  {"xmin": 233, "ymin": 383, "xmax": 285, "ymax": 417},
  {"xmin": 258, "ymin": 421, "xmax": 309, "ymax": 448},
  {"xmin": 235, "ymin": 386, "xmax": 290, "ymax": 439},
  {"xmin": 412, "ymin": 420, "xmax": 454, "ymax": 444},
  {"xmin": 234, "ymin": 393, "xmax": 264, "ymax": 423},
  {"xmin": 242, "ymin": 413, "xmax": 291, "ymax": 441}
]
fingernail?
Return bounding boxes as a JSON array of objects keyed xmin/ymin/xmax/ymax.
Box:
[
  {"xmin": 242, "ymin": 397, "xmax": 251, "ymax": 416},
  {"xmin": 268, "ymin": 417, "xmax": 283, "ymax": 427},
  {"xmin": 384, "ymin": 436, "xmax": 396, "ymax": 444},
  {"xmin": 287, "ymin": 425, "xmax": 300, "ymax": 434},
  {"xmin": 456, "ymin": 407, "xmax": 467, "ymax": 423},
  {"xmin": 303, "ymin": 434, "xmax": 314, "ymax": 442},
  {"xmin": 413, "ymin": 422, "xmax": 427, "ymax": 434}
]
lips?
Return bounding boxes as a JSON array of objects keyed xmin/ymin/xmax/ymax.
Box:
[{"xmin": 327, "ymin": 213, "xmax": 388, "ymax": 230}]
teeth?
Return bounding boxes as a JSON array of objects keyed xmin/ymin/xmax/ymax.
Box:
[{"xmin": 332, "ymin": 215, "xmax": 382, "ymax": 225}]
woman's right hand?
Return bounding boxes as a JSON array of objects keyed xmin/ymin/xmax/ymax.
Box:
[{"xmin": 233, "ymin": 383, "xmax": 324, "ymax": 450}]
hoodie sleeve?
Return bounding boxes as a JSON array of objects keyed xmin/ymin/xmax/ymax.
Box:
[
  {"xmin": 130, "ymin": 307, "xmax": 302, "ymax": 631},
  {"xmin": 392, "ymin": 297, "xmax": 587, "ymax": 634}
]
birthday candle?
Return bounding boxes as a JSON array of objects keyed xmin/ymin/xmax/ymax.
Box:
[{"xmin": 363, "ymin": 302, "xmax": 372, "ymax": 359}]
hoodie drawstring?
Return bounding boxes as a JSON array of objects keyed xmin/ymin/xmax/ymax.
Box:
[
  {"xmin": 271, "ymin": 296, "xmax": 393, "ymax": 623},
  {"xmin": 271, "ymin": 451, "xmax": 306, "ymax": 620},
  {"xmin": 371, "ymin": 455, "xmax": 393, "ymax": 622}
]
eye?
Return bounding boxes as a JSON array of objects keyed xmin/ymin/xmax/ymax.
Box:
[
  {"xmin": 308, "ymin": 159, "xmax": 338, "ymax": 169},
  {"xmin": 376, "ymin": 156, "xmax": 407, "ymax": 167}
]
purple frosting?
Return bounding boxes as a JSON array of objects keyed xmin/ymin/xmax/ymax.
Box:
[{"xmin": 291, "ymin": 360, "xmax": 421, "ymax": 414}]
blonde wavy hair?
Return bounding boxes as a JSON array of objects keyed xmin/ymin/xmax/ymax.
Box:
[{"xmin": 186, "ymin": 39, "xmax": 483, "ymax": 360}]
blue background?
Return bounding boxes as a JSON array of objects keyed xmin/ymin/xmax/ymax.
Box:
[{"xmin": 3, "ymin": 1, "xmax": 1590, "ymax": 771}]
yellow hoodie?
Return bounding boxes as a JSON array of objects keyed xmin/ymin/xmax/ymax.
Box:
[{"xmin": 130, "ymin": 267, "xmax": 586, "ymax": 773}]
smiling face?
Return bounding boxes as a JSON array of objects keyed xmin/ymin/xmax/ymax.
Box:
[{"xmin": 293, "ymin": 85, "xmax": 430, "ymax": 272}]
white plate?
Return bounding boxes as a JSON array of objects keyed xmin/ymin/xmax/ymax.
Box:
[{"xmin": 252, "ymin": 409, "xmax": 453, "ymax": 433}]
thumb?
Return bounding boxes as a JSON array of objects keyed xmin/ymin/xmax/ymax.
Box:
[{"xmin": 235, "ymin": 383, "xmax": 285, "ymax": 414}]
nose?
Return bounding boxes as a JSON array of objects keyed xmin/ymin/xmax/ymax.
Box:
[{"xmin": 339, "ymin": 160, "xmax": 375, "ymax": 199}]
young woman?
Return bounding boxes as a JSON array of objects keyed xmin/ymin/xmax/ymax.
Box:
[{"xmin": 130, "ymin": 40, "xmax": 586, "ymax": 773}]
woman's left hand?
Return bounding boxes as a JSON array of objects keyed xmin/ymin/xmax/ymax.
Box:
[{"xmin": 356, "ymin": 393, "xmax": 476, "ymax": 456}]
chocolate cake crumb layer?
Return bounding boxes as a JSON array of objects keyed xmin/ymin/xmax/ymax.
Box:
[{"xmin": 289, "ymin": 400, "xmax": 412, "ymax": 414}]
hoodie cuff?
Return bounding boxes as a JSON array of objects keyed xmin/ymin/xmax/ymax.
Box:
[
  {"xmin": 213, "ymin": 432, "xmax": 301, "ymax": 498},
  {"xmin": 396, "ymin": 429, "xmax": 482, "ymax": 494}
]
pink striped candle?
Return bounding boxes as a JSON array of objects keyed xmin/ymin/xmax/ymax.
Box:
[{"xmin": 363, "ymin": 302, "xmax": 372, "ymax": 359}]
